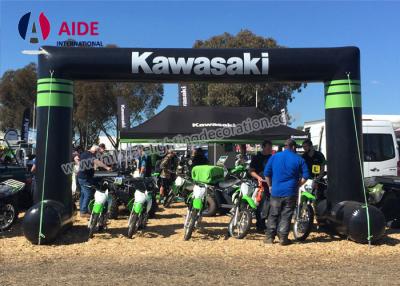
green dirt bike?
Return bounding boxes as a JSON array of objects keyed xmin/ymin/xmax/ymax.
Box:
[
  {"xmin": 293, "ymin": 179, "xmax": 316, "ymax": 241},
  {"xmin": 201, "ymin": 156, "xmax": 248, "ymax": 217},
  {"xmin": 293, "ymin": 171, "xmax": 327, "ymax": 241},
  {"xmin": 183, "ymin": 165, "xmax": 224, "ymax": 241},
  {"xmin": 163, "ymin": 164, "xmax": 193, "ymax": 208},
  {"xmin": 183, "ymin": 183, "xmax": 208, "ymax": 240},
  {"xmin": 228, "ymin": 179, "xmax": 259, "ymax": 239},
  {"xmin": 127, "ymin": 177, "xmax": 156, "ymax": 238},
  {"xmin": 87, "ymin": 180, "xmax": 114, "ymax": 239},
  {"xmin": 163, "ymin": 174, "xmax": 191, "ymax": 208}
]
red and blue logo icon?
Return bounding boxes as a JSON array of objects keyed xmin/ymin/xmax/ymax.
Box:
[{"xmin": 18, "ymin": 12, "xmax": 50, "ymax": 44}]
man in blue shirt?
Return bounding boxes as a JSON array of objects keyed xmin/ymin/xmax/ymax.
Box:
[{"xmin": 264, "ymin": 139, "xmax": 310, "ymax": 245}]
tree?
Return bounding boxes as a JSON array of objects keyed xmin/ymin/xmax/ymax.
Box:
[
  {"xmin": 0, "ymin": 63, "xmax": 37, "ymax": 130},
  {"xmin": 73, "ymin": 81, "xmax": 163, "ymax": 149},
  {"xmin": 0, "ymin": 55, "xmax": 163, "ymax": 148},
  {"xmin": 188, "ymin": 30, "xmax": 306, "ymax": 116}
]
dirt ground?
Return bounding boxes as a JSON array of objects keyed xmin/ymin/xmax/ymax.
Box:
[{"xmin": 1, "ymin": 203, "xmax": 400, "ymax": 286}]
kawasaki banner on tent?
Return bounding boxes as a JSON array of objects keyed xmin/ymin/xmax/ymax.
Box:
[
  {"xmin": 24, "ymin": 46, "xmax": 385, "ymax": 245},
  {"xmin": 119, "ymin": 105, "xmax": 305, "ymax": 143}
]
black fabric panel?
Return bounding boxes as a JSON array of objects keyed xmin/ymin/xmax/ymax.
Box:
[
  {"xmin": 38, "ymin": 46, "xmax": 360, "ymax": 82},
  {"xmin": 326, "ymin": 107, "xmax": 363, "ymax": 205},
  {"xmin": 34, "ymin": 106, "xmax": 73, "ymax": 215}
]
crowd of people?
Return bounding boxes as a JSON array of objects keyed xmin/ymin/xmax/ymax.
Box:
[{"xmin": 69, "ymin": 138, "xmax": 325, "ymax": 245}]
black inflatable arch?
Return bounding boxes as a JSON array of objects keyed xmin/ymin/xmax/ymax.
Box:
[{"xmin": 23, "ymin": 46, "xmax": 385, "ymax": 244}]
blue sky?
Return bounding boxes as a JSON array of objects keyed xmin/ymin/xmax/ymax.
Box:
[{"xmin": 1, "ymin": 0, "xmax": 399, "ymax": 127}]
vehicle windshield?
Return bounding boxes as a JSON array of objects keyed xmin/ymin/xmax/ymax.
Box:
[{"xmin": 363, "ymin": 133, "xmax": 395, "ymax": 162}]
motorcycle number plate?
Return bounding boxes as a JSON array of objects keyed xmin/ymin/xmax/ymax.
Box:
[
  {"xmin": 312, "ymin": 165, "xmax": 320, "ymax": 175},
  {"xmin": 134, "ymin": 190, "xmax": 146, "ymax": 204},
  {"xmin": 94, "ymin": 190, "xmax": 108, "ymax": 204},
  {"xmin": 175, "ymin": 176, "xmax": 185, "ymax": 187},
  {"xmin": 240, "ymin": 182, "xmax": 252, "ymax": 196},
  {"xmin": 114, "ymin": 177, "xmax": 123, "ymax": 185},
  {"xmin": 193, "ymin": 185, "xmax": 206, "ymax": 199}
]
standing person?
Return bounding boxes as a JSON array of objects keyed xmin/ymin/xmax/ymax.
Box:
[
  {"xmin": 137, "ymin": 146, "xmax": 148, "ymax": 178},
  {"xmin": 301, "ymin": 139, "xmax": 326, "ymax": 179},
  {"xmin": 190, "ymin": 147, "xmax": 209, "ymax": 169},
  {"xmin": 301, "ymin": 139, "xmax": 326, "ymax": 200},
  {"xmin": 71, "ymin": 149, "xmax": 80, "ymax": 199},
  {"xmin": 30, "ymin": 156, "xmax": 37, "ymax": 198},
  {"xmin": 249, "ymin": 140, "xmax": 273, "ymax": 232},
  {"xmin": 77, "ymin": 145, "xmax": 112, "ymax": 218},
  {"xmin": 264, "ymin": 139, "xmax": 310, "ymax": 245},
  {"xmin": 159, "ymin": 149, "xmax": 178, "ymax": 203},
  {"xmin": 72, "ymin": 146, "xmax": 83, "ymax": 200}
]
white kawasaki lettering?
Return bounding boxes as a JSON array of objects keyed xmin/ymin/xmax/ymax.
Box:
[
  {"xmin": 131, "ymin": 52, "xmax": 269, "ymax": 76},
  {"xmin": 192, "ymin": 123, "xmax": 237, "ymax": 128}
]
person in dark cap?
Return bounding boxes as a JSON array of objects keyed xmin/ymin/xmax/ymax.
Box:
[
  {"xmin": 249, "ymin": 140, "xmax": 273, "ymax": 232},
  {"xmin": 264, "ymin": 138, "xmax": 310, "ymax": 245}
]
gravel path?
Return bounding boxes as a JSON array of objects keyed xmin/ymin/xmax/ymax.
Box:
[{"xmin": 1, "ymin": 203, "xmax": 400, "ymax": 285}]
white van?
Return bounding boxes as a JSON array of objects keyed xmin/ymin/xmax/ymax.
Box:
[{"xmin": 304, "ymin": 119, "xmax": 400, "ymax": 178}]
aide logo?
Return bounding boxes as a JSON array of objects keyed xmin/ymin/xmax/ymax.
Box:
[
  {"xmin": 18, "ymin": 12, "xmax": 50, "ymax": 44},
  {"xmin": 18, "ymin": 12, "xmax": 102, "ymax": 47}
]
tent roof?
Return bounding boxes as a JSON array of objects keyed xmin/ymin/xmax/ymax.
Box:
[{"xmin": 120, "ymin": 105, "xmax": 306, "ymax": 143}]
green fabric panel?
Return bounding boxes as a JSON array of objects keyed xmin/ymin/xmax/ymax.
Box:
[
  {"xmin": 37, "ymin": 83, "xmax": 74, "ymax": 93},
  {"xmin": 325, "ymin": 93, "xmax": 361, "ymax": 109},
  {"xmin": 37, "ymin": 78, "xmax": 73, "ymax": 84},
  {"xmin": 325, "ymin": 84, "xmax": 361, "ymax": 94},
  {"xmin": 37, "ymin": 92, "xmax": 73, "ymax": 107},
  {"xmin": 325, "ymin": 79, "xmax": 360, "ymax": 85}
]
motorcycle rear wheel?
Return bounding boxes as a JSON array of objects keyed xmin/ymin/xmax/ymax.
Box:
[
  {"xmin": 0, "ymin": 203, "xmax": 17, "ymax": 231},
  {"xmin": 163, "ymin": 192, "xmax": 176, "ymax": 208},
  {"xmin": 108, "ymin": 193, "xmax": 119, "ymax": 220},
  {"xmin": 293, "ymin": 203, "xmax": 314, "ymax": 241},
  {"xmin": 202, "ymin": 196, "xmax": 217, "ymax": 217}
]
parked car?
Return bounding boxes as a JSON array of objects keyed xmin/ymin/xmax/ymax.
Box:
[{"xmin": 304, "ymin": 118, "xmax": 400, "ymax": 177}]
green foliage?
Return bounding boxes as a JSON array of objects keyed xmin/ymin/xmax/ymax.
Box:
[
  {"xmin": 0, "ymin": 63, "xmax": 37, "ymax": 130},
  {"xmin": 73, "ymin": 81, "xmax": 163, "ymax": 148},
  {"xmin": 188, "ymin": 30, "xmax": 306, "ymax": 115},
  {"xmin": 0, "ymin": 57, "xmax": 163, "ymax": 148}
]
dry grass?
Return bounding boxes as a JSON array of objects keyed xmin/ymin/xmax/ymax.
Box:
[{"xmin": 1, "ymin": 202, "xmax": 400, "ymax": 286}]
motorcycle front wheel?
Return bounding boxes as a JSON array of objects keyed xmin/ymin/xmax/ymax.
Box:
[
  {"xmin": 88, "ymin": 213, "xmax": 99, "ymax": 239},
  {"xmin": 127, "ymin": 212, "xmax": 140, "ymax": 238},
  {"xmin": 202, "ymin": 195, "xmax": 217, "ymax": 217},
  {"xmin": 0, "ymin": 203, "xmax": 17, "ymax": 231},
  {"xmin": 163, "ymin": 191, "xmax": 176, "ymax": 208},
  {"xmin": 293, "ymin": 203, "xmax": 314, "ymax": 241},
  {"xmin": 184, "ymin": 208, "xmax": 198, "ymax": 241},
  {"xmin": 228, "ymin": 207, "xmax": 252, "ymax": 239},
  {"xmin": 108, "ymin": 193, "xmax": 119, "ymax": 220}
]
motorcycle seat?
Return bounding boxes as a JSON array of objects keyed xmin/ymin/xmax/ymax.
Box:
[{"xmin": 218, "ymin": 178, "xmax": 241, "ymax": 189}]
